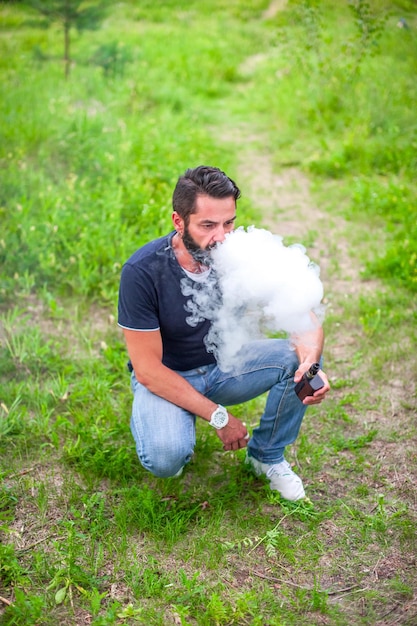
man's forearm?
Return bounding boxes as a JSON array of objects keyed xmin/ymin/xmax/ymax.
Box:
[
  {"xmin": 291, "ymin": 316, "xmax": 324, "ymax": 365},
  {"xmin": 134, "ymin": 361, "xmax": 217, "ymax": 421}
]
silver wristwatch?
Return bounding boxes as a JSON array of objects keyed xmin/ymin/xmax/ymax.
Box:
[{"xmin": 209, "ymin": 405, "xmax": 229, "ymax": 429}]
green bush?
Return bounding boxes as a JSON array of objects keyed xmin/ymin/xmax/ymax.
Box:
[{"xmin": 351, "ymin": 178, "xmax": 417, "ymax": 290}]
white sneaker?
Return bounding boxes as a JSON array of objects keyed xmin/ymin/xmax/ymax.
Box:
[{"xmin": 246, "ymin": 455, "xmax": 306, "ymax": 501}]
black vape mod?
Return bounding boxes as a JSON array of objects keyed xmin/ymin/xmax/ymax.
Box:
[{"xmin": 295, "ymin": 362, "xmax": 324, "ymax": 400}]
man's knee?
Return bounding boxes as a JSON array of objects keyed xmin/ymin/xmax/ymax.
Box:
[{"xmin": 137, "ymin": 443, "xmax": 193, "ymax": 478}]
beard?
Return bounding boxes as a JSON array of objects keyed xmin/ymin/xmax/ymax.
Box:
[{"xmin": 182, "ymin": 226, "xmax": 215, "ymax": 267}]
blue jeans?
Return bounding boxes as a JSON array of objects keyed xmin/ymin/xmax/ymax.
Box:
[{"xmin": 130, "ymin": 339, "xmax": 307, "ymax": 477}]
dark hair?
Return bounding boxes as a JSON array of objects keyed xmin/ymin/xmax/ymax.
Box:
[{"xmin": 172, "ymin": 165, "xmax": 241, "ymax": 224}]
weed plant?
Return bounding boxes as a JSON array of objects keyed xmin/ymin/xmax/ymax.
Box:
[{"xmin": 1, "ymin": 1, "xmax": 417, "ymax": 625}]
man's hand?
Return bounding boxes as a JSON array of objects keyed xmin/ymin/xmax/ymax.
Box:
[
  {"xmin": 216, "ymin": 414, "xmax": 249, "ymax": 451},
  {"xmin": 294, "ymin": 363, "xmax": 330, "ymax": 405}
]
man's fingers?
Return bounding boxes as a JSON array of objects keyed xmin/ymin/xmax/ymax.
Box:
[{"xmin": 223, "ymin": 435, "xmax": 249, "ymax": 451}]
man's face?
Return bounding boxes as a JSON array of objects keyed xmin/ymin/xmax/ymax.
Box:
[{"xmin": 175, "ymin": 194, "xmax": 236, "ymax": 264}]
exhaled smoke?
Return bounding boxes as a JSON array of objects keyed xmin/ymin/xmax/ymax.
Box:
[{"xmin": 180, "ymin": 226, "xmax": 325, "ymax": 372}]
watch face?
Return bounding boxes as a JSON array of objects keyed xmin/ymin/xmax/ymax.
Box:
[{"xmin": 211, "ymin": 407, "xmax": 228, "ymax": 428}]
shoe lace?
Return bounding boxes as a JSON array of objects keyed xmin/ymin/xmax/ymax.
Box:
[{"xmin": 266, "ymin": 460, "xmax": 293, "ymax": 479}]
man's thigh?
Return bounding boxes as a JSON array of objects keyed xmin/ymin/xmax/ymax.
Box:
[
  {"xmin": 205, "ymin": 339, "xmax": 298, "ymax": 406},
  {"xmin": 130, "ymin": 374, "xmax": 196, "ymax": 476}
]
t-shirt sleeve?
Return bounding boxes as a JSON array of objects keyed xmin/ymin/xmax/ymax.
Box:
[{"xmin": 117, "ymin": 262, "xmax": 160, "ymax": 331}]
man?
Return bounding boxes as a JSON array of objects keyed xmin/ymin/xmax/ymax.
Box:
[{"xmin": 118, "ymin": 165, "xmax": 330, "ymax": 501}]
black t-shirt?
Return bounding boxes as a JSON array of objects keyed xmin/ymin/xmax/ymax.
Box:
[{"xmin": 118, "ymin": 232, "xmax": 217, "ymax": 371}]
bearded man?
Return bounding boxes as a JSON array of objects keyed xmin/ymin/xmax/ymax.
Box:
[{"xmin": 118, "ymin": 165, "xmax": 330, "ymax": 501}]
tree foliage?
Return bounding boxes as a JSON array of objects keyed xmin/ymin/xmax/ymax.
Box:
[{"xmin": 28, "ymin": 0, "xmax": 108, "ymax": 77}]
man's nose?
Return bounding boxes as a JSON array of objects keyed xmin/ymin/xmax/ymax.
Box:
[{"xmin": 212, "ymin": 226, "xmax": 227, "ymax": 243}]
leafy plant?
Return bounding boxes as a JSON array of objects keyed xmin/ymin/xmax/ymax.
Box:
[
  {"xmin": 0, "ymin": 543, "xmax": 29, "ymax": 586},
  {"xmin": 27, "ymin": 0, "xmax": 108, "ymax": 77},
  {"xmin": 89, "ymin": 41, "xmax": 133, "ymax": 78},
  {"xmin": 350, "ymin": 178, "xmax": 417, "ymax": 291},
  {"xmin": 348, "ymin": 0, "xmax": 389, "ymax": 75},
  {"xmin": 0, "ymin": 588, "xmax": 48, "ymax": 626}
]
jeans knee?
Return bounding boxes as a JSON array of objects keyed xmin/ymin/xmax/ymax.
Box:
[{"xmin": 137, "ymin": 443, "xmax": 194, "ymax": 478}]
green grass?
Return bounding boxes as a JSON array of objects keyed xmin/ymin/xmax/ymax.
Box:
[{"xmin": 1, "ymin": 1, "xmax": 417, "ymax": 624}]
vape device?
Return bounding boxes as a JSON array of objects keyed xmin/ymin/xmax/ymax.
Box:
[{"xmin": 295, "ymin": 362, "xmax": 324, "ymax": 400}]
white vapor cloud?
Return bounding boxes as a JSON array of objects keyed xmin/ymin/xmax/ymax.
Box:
[{"xmin": 181, "ymin": 226, "xmax": 325, "ymax": 372}]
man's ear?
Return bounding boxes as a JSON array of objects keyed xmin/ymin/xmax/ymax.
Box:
[{"xmin": 172, "ymin": 211, "xmax": 184, "ymax": 234}]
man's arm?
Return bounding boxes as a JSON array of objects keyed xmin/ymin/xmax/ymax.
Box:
[
  {"xmin": 122, "ymin": 328, "xmax": 249, "ymax": 450},
  {"xmin": 291, "ymin": 313, "xmax": 330, "ymax": 405}
]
